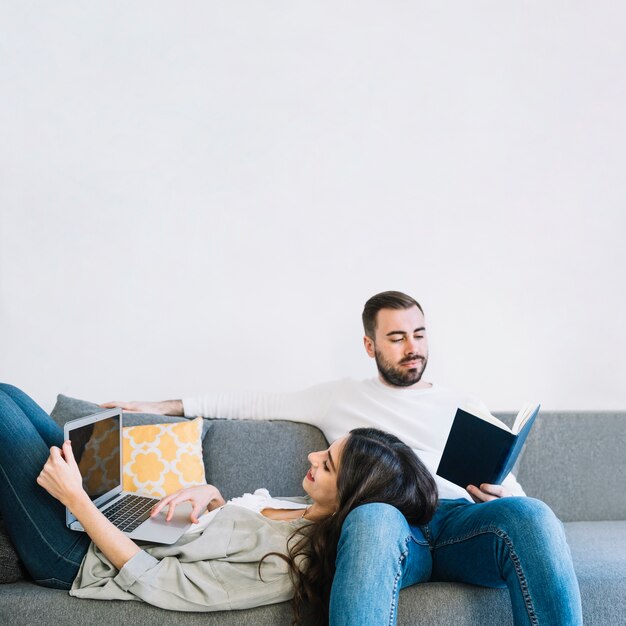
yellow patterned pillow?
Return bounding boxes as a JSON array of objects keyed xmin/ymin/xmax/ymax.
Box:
[{"xmin": 122, "ymin": 417, "xmax": 206, "ymax": 497}]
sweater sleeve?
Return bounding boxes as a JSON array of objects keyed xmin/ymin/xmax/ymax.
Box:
[
  {"xmin": 182, "ymin": 380, "xmax": 343, "ymax": 427},
  {"xmin": 502, "ymin": 472, "xmax": 526, "ymax": 497},
  {"xmin": 110, "ymin": 549, "xmax": 294, "ymax": 612}
]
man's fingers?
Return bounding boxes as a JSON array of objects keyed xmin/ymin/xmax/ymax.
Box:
[
  {"xmin": 480, "ymin": 483, "xmax": 509, "ymax": 498},
  {"xmin": 99, "ymin": 401, "xmax": 139, "ymax": 412},
  {"xmin": 467, "ymin": 484, "xmax": 495, "ymax": 502},
  {"xmin": 467, "ymin": 484, "xmax": 512, "ymax": 502}
]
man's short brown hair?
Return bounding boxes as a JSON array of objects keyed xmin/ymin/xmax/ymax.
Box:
[{"xmin": 362, "ymin": 291, "xmax": 424, "ymax": 339}]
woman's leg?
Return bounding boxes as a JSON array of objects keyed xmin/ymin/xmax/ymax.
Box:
[
  {"xmin": 0, "ymin": 385, "xmax": 91, "ymax": 589},
  {"xmin": 0, "ymin": 383, "xmax": 64, "ymax": 446},
  {"xmin": 329, "ymin": 503, "xmax": 432, "ymax": 626},
  {"xmin": 427, "ymin": 498, "xmax": 583, "ymax": 626}
]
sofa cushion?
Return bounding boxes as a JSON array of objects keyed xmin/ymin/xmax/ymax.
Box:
[
  {"xmin": 0, "ymin": 522, "xmax": 26, "ymax": 584},
  {"xmin": 2, "ymin": 522, "xmax": 623, "ymax": 625},
  {"xmin": 565, "ymin": 519, "xmax": 626, "ymax": 625}
]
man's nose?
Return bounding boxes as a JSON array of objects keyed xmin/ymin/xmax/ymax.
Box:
[{"xmin": 405, "ymin": 337, "xmax": 419, "ymax": 353}]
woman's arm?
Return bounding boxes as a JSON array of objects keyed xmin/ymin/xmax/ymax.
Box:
[{"xmin": 37, "ymin": 441, "xmax": 140, "ymax": 570}]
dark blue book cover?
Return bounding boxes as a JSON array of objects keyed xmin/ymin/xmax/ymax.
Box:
[{"xmin": 436, "ymin": 405, "xmax": 540, "ymax": 489}]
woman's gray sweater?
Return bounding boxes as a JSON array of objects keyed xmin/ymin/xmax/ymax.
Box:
[{"xmin": 70, "ymin": 503, "xmax": 309, "ymax": 612}]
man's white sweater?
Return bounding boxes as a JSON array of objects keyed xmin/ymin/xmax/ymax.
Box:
[{"xmin": 183, "ymin": 378, "xmax": 524, "ymax": 502}]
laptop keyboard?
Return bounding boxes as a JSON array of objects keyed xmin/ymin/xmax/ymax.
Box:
[{"xmin": 103, "ymin": 494, "xmax": 158, "ymax": 532}]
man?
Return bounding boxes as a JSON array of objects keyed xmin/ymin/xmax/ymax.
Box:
[{"xmin": 105, "ymin": 291, "xmax": 582, "ymax": 625}]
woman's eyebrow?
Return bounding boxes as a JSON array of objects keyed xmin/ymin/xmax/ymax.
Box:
[{"xmin": 327, "ymin": 449, "xmax": 337, "ymax": 472}]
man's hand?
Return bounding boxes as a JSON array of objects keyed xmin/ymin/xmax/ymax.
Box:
[
  {"xmin": 467, "ymin": 483, "xmax": 512, "ymax": 503},
  {"xmin": 99, "ymin": 399, "xmax": 184, "ymax": 416}
]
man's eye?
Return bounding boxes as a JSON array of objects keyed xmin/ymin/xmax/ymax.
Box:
[
  {"xmin": 390, "ymin": 338, "xmax": 403, "ymax": 343},
  {"xmin": 414, "ymin": 335, "xmax": 424, "ymax": 340}
]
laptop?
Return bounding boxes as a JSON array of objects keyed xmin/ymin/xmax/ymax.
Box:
[{"xmin": 64, "ymin": 408, "xmax": 193, "ymax": 544}]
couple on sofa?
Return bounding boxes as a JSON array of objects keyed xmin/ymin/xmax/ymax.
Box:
[{"xmin": 0, "ymin": 291, "xmax": 582, "ymax": 625}]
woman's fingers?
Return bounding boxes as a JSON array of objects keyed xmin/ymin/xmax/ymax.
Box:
[
  {"xmin": 189, "ymin": 502, "xmax": 208, "ymax": 524},
  {"xmin": 151, "ymin": 493, "xmax": 176, "ymax": 517},
  {"xmin": 62, "ymin": 440, "xmax": 78, "ymax": 469},
  {"xmin": 164, "ymin": 500, "xmax": 179, "ymax": 522},
  {"xmin": 151, "ymin": 486, "xmax": 219, "ymax": 522},
  {"xmin": 153, "ymin": 493, "xmax": 186, "ymax": 522},
  {"xmin": 37, "ymin": 445, "xmax": 84, "ymax": 504}
]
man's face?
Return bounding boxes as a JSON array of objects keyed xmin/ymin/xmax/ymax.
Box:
[{"xmin": 364, "ymin": 306, "xmax": 429, "ymax": 388}]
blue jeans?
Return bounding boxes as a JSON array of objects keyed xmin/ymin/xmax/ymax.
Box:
[
  {"xmin": 0, "ymin": 384, "xmax": 91, "ymax": 589},
  {"xmin": 330, "ymin": 499, "xmax": 583, "ymax": 626}
]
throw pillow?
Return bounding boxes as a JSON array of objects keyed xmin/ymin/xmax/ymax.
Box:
[{"xmin": 122, "ymin": 417, "xmax": 206, "ymax": 497}]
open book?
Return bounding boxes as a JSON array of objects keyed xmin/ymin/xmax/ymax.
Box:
[{"xmin": 436, "ymin": 403, "xmax": 540, "ymax": 489}]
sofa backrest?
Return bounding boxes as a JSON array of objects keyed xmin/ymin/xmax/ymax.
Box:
[
  {"xmin": 495, "ymin": 411, "xmax": 625, "ymax": 522},
  {"xmin": 206, "ymin": 411, "xmax": 626, "ymax": 522},
  {"xmin": 52, "ymin": 397, "xmax": 625, "ymax": 523},
  {"xmin": 202, "ymin": 419, "xmax": 327, "ymax": 501}
]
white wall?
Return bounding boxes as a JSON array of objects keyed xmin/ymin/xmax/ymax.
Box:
[{"xmin": 2, "ymin": 2, "xmax": 625, "ymax": 412}]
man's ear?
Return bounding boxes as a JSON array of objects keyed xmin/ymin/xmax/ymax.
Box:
[{"xmin": 363, "ymin": 335, "xmax": 376, "ymax": 358}]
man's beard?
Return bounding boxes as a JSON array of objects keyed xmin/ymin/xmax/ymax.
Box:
[{"xmin": 375, "ymin": 350, "xmax": 428, "ymax": 387}]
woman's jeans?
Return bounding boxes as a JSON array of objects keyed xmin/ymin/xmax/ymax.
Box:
[
  {"xmin": 330, "ymin": 500, "xmax": 583, "ymax": 626},
  {"xmin": 0, "ymin": 384, "xmax": 90, "ymax": 589}
]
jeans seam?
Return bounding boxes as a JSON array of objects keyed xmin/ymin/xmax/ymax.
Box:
[
  {"xmin": 420, "ymin": 523, "xmax": 433, "ymax": 546},
  {"xmin": 0, "ymin": 464, "xmax": 85, "ymax": 569},
  {"xmin": 388, "ymin": 535, "xmax": 411, "ymax": 626},
  {"xmin": 33, "ymin": 577, "xmax": 73, "ymax": 589},
  {"xmin": 434, "ymin": 526, "xmax": 538, "ymax": 626}
]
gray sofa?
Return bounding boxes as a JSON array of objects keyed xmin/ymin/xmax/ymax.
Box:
[{"xmin": 1, "ymin": 395, "xmax": 625, "ymax": 625}]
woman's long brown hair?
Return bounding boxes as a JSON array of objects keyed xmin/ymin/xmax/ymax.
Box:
[{"xmin": 282, "ymin": 427, "xmax": 438, "ymax": 625}]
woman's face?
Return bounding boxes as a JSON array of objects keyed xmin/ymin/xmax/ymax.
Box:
[{"xmin": 302, "ymin": 436, "xmax": 347, "ymax": 515}]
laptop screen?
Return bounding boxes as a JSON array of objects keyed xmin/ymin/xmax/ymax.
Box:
[{"xmin": 69, "ymin": 414, "xmax": 121, "ymax": 500}]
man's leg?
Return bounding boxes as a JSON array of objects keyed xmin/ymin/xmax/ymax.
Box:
[
  {"xmin": 0, "ymin": 385, "xmax": 91, "ymax": 589},
  {"xmin": 329, "ymin": 503, "xmax": 431, "ymax": 626},
  {"xmin": 427, "ymin": 498, "xmax": 583, "ymax": 626}
]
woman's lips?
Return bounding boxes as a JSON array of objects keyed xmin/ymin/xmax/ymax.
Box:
[{"xmin": 306, "ymin": 469, "xmax": 315, "ymax": 482}]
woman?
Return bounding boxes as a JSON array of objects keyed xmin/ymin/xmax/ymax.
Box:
[{"xmin": 0, "ymin": 383, "xmax": 437, "ymax": 622}]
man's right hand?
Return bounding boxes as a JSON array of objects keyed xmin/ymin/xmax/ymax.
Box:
[{"xmin": 99, "ymin": 399, "xmax": 184, "ymax": 416}]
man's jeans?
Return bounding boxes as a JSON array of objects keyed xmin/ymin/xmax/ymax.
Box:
[
  {"xmin": 0, "ymin": 384, "xmax": 91, "ymax": 588},
  {"xmin": 330, "ymin": 499, "xmax": 583, "ymax": 626}
]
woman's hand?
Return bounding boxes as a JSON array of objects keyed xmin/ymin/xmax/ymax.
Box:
[
  {"xmin": 37, "ymin": 441, "xmax": 89, "ymax": 508},
  {"xmin": 38, "ymin": 441, "xmax": 141, "ymax": 570},
  {"xmin": 151, "ymin": 485, "xmax": 226, "ymax": 523},
  {"xmin": 467, "ymin": 483, "xmax": 512, "ymax": 503}
]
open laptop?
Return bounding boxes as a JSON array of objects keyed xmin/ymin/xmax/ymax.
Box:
[{"xmin": 64, "ymin": 408, "xmax": 192, "ymax": 544}]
